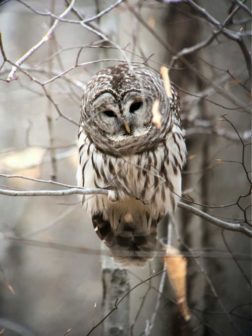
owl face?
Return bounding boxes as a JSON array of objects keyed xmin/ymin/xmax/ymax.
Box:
[
  {"xmin": 81, "ymin": 63, "xmax": 171, "ymax": 155},
  {"xmin": 91, "ymin": 91, "xmax": 151, "ymax": 138}
]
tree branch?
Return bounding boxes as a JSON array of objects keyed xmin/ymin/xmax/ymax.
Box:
[
  {"xmin": 0, "ymin": 184, "xmax": 251, "ymax": 237},
  {"xmin": 186, "ymin": 0, "xmax": 252, "ymax": 80},
  {"xmin": 178, "ymin": 201, "xmax": 252, "ymax": 238},
  {"xmin": 0, "ymin": 187, "xmax": 107, "ymax": 197},
  {"xmin": 233, "ymin": 0, "xmax": 252, "ymax": 16},
  {"xmin": 82, "ymin": 0, "xmax": 124, "ymax": 24}
]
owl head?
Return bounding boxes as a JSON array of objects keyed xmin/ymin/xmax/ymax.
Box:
[{"xmin": 81, "ymin": 63, "xmax": 171, "ymax": 155}]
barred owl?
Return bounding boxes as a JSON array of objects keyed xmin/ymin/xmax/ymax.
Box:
[{"xmin": 77, "ymin": 63, "xmax": 186, "ymax": 264}]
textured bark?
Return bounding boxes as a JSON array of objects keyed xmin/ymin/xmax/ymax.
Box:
[{"xmin": 102, "ymin": 255, "xmax": 130, "ymax": 336}]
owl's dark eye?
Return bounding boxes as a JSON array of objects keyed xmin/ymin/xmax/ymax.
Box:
[
  {"xmin": 102, "ymin": 110, "xmax": 116, "ymax": 118},
  {"xmin": 129, "ymin": 101, "xmax": 143, "ymax": 113}
]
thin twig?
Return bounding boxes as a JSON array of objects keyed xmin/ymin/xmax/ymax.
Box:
[
  {"xmin": 144, "ymin": 268, "xmax": 166, "ymax": 335},
  {"xmin": 18, "ymin": 0, "xmax": 124, "ymax": 25},
  {"xmin": 184, "ymin": 118, "xmax": 252, "ymax": 141},
  {"xmin": 169, "ymin": 1, "xmax": 241, "ymax": 68},
  {"xmin": 221, "ymin": 230, "xmax": 252, "ymax": 287},
  {"xmin": 170, "ymin": 32, "xmax": 219, "ymax": 68},
  {"xmin": 42, "ymin": 58, "xmax": 125, "ymax": 86},
  {"xmin": 7, "ymin": 0, "xmax": 76, "ymax": 81},
  {"xmin": 0, "ymin": 173, "xmax": 83, "ymax": 189},
  {"xmin": 86, "ymin": 270, "xmax": 164, "ymax": 336},
  {"xmin": 83, "ymin": 0, "xmax": 124, "ymax": 24},
  {"xmin": 182, "ymin": 243, "xmax": 243, "ymax": 335},
  {"xmin": 233, "ymin": 0, "xmax": 252, "ymax": 16},
  {"xmin": 0, "ymin": 33, "xmax": 7, "ymax": 61},
  {"xmin": 42, "ymin": 85, "xmax": 79, "ymax": 126}
]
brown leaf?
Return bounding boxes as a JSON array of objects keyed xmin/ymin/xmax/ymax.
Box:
[
  {"xmin": 147, "ymin": 16, "xmax": 156, "ymax": 29},
  {"xmin": 152, "ymin": 100, "xmax": 162, "ymax": 128},
  {"xmin": 6, "ymin": 283, "xmax": 16, "ymax": 295},
  {"xmin": 160, "ymin": 66, "xmax": 172, "ymax": 98},
  {"xmin": 164, "ymin": 246, "xmax": 191, "ymax": 321}
]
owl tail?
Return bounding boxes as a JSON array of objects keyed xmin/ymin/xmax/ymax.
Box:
[{"xmin": 92, "ymin": 212, "xmax": 163, "ymax": 265}]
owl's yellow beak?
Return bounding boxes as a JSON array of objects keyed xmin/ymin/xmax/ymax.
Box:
[{"xmin": 123, "ymin": 121, "xmax": 131, "ymax": 134}]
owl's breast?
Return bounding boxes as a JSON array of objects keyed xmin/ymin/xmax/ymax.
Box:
[
  {"xmin": 78, "ymin": 126, "xmax": 186, "ymax": 219},
  {"xmin": 77, "ymin": 125, "xmax": 186, "ymax": 263}
]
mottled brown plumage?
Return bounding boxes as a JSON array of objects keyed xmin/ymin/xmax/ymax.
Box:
[{"xmin": 77, "ymin": 63, "xmax": 186, "ymax": 264}]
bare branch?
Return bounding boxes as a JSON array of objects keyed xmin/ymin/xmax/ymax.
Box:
[
  {"xmin": 126, "ymin": 1, "xmax": 251, "ymax": 113},
  {"xmin": 0, "ymin": 183, "xmax": 251, "ymax": 237},
  {"xmin": 178, "ymin": 201, "xmax": 252, "ymax": 238},
  {"xmin": 170, "ymin": 2, "xmax": 242, "ymax": 68},
  {"xmin": 0, "ymin": 32, "xmax": 7, "ymax": 68},
  {"xmin": 221, "ymin": 230, "xmax": 252, "ymax": 287},
  {"xmin": 42, "ymin": 58, "xmax": 125, "ymax": 86},
  {"xmin": 0, "ymin": 187, "xmax": 107, "ymax": 197},
  {"xmin": 18, "ymin": 0, "xmax": 124, "ymax": 25},
  {"xmin": 233, "ymin": 0, "xmax": 252, "ymax": 16},
  {"xmin": 0, "ymin": 173, "xmax": 81, "ymax": 189},
  {"xmin": 42, "ymin": 85, "xmax": 79, "ymax": 126},
  {"xmin": 170, "ymin": 32, "xmax": 218, "ymax": 68},
  {"xmin": 82, "ymin": 0, "xmax": 124, "ymax": 24},
  {"xmin": 185, "ymin": 120, "xmax": 252, "ymax": 142},
  {"xmin": 186, "ymin": 0, "xmax": 252, "ymax": 79}
]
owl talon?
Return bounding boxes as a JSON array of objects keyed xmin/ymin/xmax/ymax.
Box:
[
  {"xmin": 108, "ymin": 190, "xmax": 119, "ymax": 202},
  {"xmin": 136, "ymin": 196, "xmax": 148, "ymax": 205}
]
